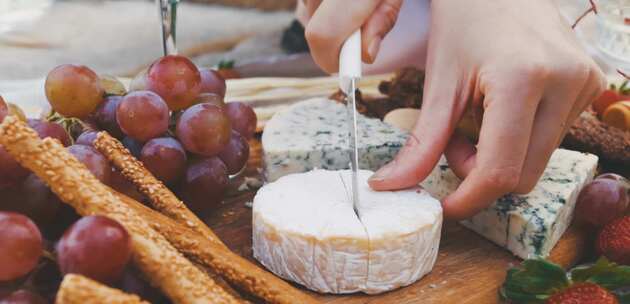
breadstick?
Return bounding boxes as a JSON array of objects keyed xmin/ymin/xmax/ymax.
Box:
[
  {"xmin": 56, "ymin": 274, "xmax": 149, "ymax": 304},
  {"xmin": 93, "ymin": 132, "xmax": 225, "ymax": 247},
  {"xmin": 110, "ymin": 189, "xmax": 319, "ymax": 304},
  {"xmin": 0, "ymin": 117, "xmax": 239, "ymax": 304}
]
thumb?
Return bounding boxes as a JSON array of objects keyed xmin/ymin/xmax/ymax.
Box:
[
  {"xmin": 361, "ymin": 0, "xmax": 403, "ymax": 63},
  {"xmin": 368, "ymin": 69, "xmax": 466, "ymax": 190}
]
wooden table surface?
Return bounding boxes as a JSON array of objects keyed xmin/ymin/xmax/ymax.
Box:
[{"xmin": 203, "ymin": 139, "xmax": 595, "ymax": 304}]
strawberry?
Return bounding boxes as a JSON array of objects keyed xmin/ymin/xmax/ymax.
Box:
[
  {"xmin": 593, "ymin": 81, "xmax": 630, "ymax": 117},
  {"xmin": 500, "ymin": 258, "xmax": 630, "ymax": 304},
  {"xmin": 546, "ymin": 282, "xmax": 618, "ymax": 304},
  {"xmin": 597, "ymin": 215, "xmax": 630, "ymax": 265}
]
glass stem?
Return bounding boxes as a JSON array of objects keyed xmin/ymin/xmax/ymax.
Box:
[{"xmin": 157, "ymin": 0, "xmax": 179, "ymax": 56}]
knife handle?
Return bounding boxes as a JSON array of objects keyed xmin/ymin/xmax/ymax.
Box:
[{"xmin": 339, "ymin": 29, "xmax": 362, "ymax": 79}]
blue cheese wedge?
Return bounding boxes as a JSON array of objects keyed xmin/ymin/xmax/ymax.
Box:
[
  {"xmin": 262, "ymin": 98, "xmax": 407, "ymax": 182},
  {"xmin": 420, "ymin": 149, "xmax": 598, "ymax": 259},
  {"xmin": 253, "ymin": 169, "xmax": 442, "ymax": 294}
]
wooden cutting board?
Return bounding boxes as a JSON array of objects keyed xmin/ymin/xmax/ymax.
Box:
[{"xmin": 204, "ymin": 139, "xmax": 596, "ymax": 304}]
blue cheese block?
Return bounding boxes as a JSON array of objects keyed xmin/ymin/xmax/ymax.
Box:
[
  {"xmin": 420, "ymin": 149, "xmax": 598, "ymax": 259},
  {"xmin": 262, "ymin": 98, "xmax": 407, "ymax": 182}
]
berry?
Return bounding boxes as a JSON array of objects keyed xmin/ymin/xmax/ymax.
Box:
[
  {"xmin": 597, "ymin": 215, "xmax": 630, "ymax": 265},
  {"xmin": 546, "ymin": 282, "xmax": 618, "ymax": 304}
]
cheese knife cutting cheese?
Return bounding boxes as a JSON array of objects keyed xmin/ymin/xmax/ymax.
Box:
[{"xmin": 339, "ymin": 29, "xmax": 362, "ymax": 218}]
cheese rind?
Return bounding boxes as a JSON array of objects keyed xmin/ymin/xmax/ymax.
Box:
[
  {"xmin": 262, "ymin": 98, "xmax": 407, "ymax": 182},
  {"xmin": 420, "ymin": 149, "xmax": 598, "ymax": 259},
  {"xmin": 253, "ymin": 169, "xmax": 442, "ymax": 294}
]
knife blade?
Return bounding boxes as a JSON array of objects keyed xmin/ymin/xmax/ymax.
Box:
[{"xmin": 339, "ymin": 30, "xmax": 362, "ymax": 218}]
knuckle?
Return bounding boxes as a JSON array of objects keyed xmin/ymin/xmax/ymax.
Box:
[
  {"xmin": 477, "ymin": 166, "xmax": 521, "ymax": 193},
  {"xmin": 379, "ymin": 1, "xmax": 402, "ymax": 33},
  {"xmin": 516, "ymin": 61, "xmax": 552, "ymax": 83}
]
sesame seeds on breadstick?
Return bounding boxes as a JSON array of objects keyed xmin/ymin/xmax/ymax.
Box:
[
  {"xmin": 93, "ymin": 131, "xmax": 225, "ymax": 247},
  {"xmin": 0, "ymin": 116, "xmax": 240, "ymax": 304},
  {"xmin": 56, "ymin": 274, "xmax": 149, "ymax": 304},
  {"xmin": 112, "ymin": 189, "xmax": 320, "ymax": 304}
]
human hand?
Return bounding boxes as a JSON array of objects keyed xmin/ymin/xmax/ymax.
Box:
[
  {"xmin": 367, "ymin": 0, "xmax": 606, "ymax": 219},
  {"xmin": 297, "ymin": 0, "xmax": 403, "ymax": 73}
]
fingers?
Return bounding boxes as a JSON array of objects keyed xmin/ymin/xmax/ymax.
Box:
[
  {"xmin": 304, "ymin": 0, "xmax": 384, "ymax": 73},
  {"xmin": 360, "ymin": 0, "xmax": 403, "ymax": 63},
  {"xmin": 295, "ymin": 0, "xmax": 322, "ymax": 25},
  {"xmin": 442, "ymin": 74, "xmax": 544, "ymax": 220},
  {"xmin": 368, "ymin": 64, "xmax": 466, "ymax": 191},
  {"xmin": 444, "ymin": 131, "xmax": 477, "ymax": 180},
  {"xmin": 514, "ymin": 63, "xmax": 600, "ymax": 193}
]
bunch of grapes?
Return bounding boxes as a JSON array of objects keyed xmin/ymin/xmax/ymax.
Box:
[
  {"xmin": 0, "ymin": 55, "xmax": 255, "ymax": 302},
  {"xmin": 44, "ymin": 55, "xmax": 256, "ymax": 212}
]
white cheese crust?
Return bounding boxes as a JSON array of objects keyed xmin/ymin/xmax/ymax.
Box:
[
  {"xmin": 261, "ymin": 97, "xmax": 599, "ymax": 261},
  {"xmin": 420, "ymin": 149, "xmax": 598, "ymax": 259},
  {"xmin": 262, "ymin": 98, "xmax": 407, "ymax": 182},
  {"xmin": 253, "ymin": 169, "xmax": 442, "ymax": 294}
]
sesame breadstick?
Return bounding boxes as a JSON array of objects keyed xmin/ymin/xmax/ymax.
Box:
[
  {"xmin": 0, "ymin": 117, "xmax": 240, "ymax": 304},
  {"xmin": 93, "ymin": 132, "xmax": 225, "ymax": 247},
  {"xmin": 56, "ymin": 274, "xmax": 149, "ymax": 304},
  {"xmin": 111, "ymin": 189, "xmax": 320, "ymax": 304}
]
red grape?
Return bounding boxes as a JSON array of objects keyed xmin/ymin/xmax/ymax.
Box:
[
  {"xmin": 93, "ymin": 96, "xmax": 124, "ymax": 138},
  {"xmin": 0, "ymin": 290, "xmax": 46, "ymax": 304},
  {"xmin": 75, "ymin": 131, "xmax": 99, "ymax": 147},
  {"xmin": 176, "ymin": 103, "xmax": 231, "ymax": 156},
  {"xmin": 67, "ymin": 145, "xmax": 111, "ymax": 184},
  {"xmin": 0, "ymin": 212, "xmax": 43, "ymax": 282},
  {"xmin": 199, "ymin": 68, "xmax": 226, "ymax": 98},
  {"xmin": 140, "ymin": 137, "xmax": 187, "ymax": 185},
  {"xmin": 180, "ymin": 157, "xmax": 229, "ymax": 211},
  {"xmin": 116, "ymin": 91, "xmax": 169, "ymax": 142},
  {"xmin": 224, "ymin": 102, "xmax": 257, "ymax": 139},
  {"xmin": 0, "ymin": 96, "xmax": 7, "ymax": 123},
  {"xmin": 597, "ymin": 173, "xmax": 630, "ymax": 192},
  {"xmin": 99, "ymin": 74, "xmax": 126, "ymax": 96},
  {"xmin": 146, "ymin": 55, "xmax": 201, "ymax": 111},
  {"xmin": 30, "ymin": 257, "xmax": 62, "ymax": 301},
  {"xmin": 196, "ymin": 93, "xmax": 225, "ymax": 108},
  {"xmin": 576, "ymin": 179, "xmax": 629, "ymax": 226},
  {"xmin": 121, "ymin": 137, "xmax": 143, "ymax": 159},
  {"xmin": 56, "ymin": 215, "xmax": 132, "ymax": 284},
  {"xmin": 0, "ymin": 146, "xmax": 30, "ymax": 188},
  {"xmin": 44, "ymin": 64, "xmax": 104, "ymax": 118},
  {"xmin": 218, "ymin": 130, "xmax": 249, "ymax": 175},
  {"xmin": 0, "ymin": 175, "xmax": 61, "ymax": 227},
  {"xmin": 27, "ymin": 119, "xmax": 71, "ymax": 147}
]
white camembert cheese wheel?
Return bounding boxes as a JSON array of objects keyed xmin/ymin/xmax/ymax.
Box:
[{"xmin": 253, "ymin": 169, "xmax": 443, "ymax": 294}]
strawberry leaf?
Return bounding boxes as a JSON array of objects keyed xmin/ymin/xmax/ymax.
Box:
[
  {"xmin": 500, "ymin": 259, "xmax": 570, "ymax": 303},
  {"xmin": 571, "ymin": 257, "xmax": 630, "ymax": 290}
]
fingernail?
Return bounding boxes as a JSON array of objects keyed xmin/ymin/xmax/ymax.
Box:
[
  {"xmin": 367, "ymin": 37, "xmax": 382, "ymax": 63},
  {"xmin": 369, "ymin": 160, "xmax": 396, "ymax": 182}
]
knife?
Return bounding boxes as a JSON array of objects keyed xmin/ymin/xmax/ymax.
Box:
[{"xmin": 339, "ymin": 30, "xmax": 362, "ymax": 218}]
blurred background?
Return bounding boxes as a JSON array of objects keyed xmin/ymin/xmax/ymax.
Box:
[{"xmin": 0, "ymin": 0, "xmax": 626, "ymax": 82}]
